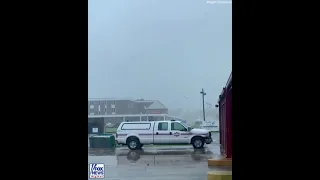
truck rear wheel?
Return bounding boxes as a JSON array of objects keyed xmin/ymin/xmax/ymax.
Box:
[
  {"xmin": 192, "ymin": 137, "xmax": 204, "ymax": 149},
  {"xmin": 127, "ymin": 137, "xmax": 140, "ymax": 150}
]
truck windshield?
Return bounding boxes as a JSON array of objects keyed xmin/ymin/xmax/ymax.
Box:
[{"xmin": 180, "ymin": 122, "xmax": 189, "ymax": 129}]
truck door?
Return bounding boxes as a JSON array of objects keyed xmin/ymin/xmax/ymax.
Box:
[
  {"xmin": 153, "ymin": 122, "xmax": 171, "ymax": 144},
  {"xmin": 170, "ymin": 122, "xmax": 189, "ymax": 144}
]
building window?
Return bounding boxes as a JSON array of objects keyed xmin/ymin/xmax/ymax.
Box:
[
  {"xmin": 92, "ymin": 128, "xmax": 98, "ymax": 133},
  {"xmin": 90, "ymin": 112, "xmax": 94, "ymax": 115},
  {"xmin": 90, "ymin": 105, "xmax": 94, "ymax": 109}
]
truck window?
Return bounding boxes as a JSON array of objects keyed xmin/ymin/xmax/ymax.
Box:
[
  {"xmin": 158, "ymin": 122, "xmax": 168, "ymax": 131},
  {"xmin": 171, "ymin": 122, "xmax": 187, "ymax": 131},
  {"xmin": 121, "ymin": 123, "xmax": 151, "ymax": 130}
]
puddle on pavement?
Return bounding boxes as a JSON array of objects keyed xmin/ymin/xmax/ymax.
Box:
[{"xmin": 88, "ymin": 145, "xmax": 222, "ymax": 166}]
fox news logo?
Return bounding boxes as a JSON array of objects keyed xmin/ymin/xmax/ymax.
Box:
[{"xmin": 89, "ymin": 163, "xmax": 104, "ymax": 179}]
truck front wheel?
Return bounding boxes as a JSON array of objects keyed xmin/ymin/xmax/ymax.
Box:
[
  {"xmin": 192, "ymin": 137, "xmax": 204, "ymax": 149},
  {"xmin": 127, "ymin": 137, "xmax": 140, "ymax": 150}
]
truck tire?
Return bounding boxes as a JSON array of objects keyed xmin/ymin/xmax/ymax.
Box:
[
  {"xmin": 127, "ymin": 137, "xmax": 140, "ymax": 150},
  {"xmin": 192, "ymin": 137, "xmax": 204, "ymax": 149}
]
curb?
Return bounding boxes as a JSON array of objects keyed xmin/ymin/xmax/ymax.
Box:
[
  {"xmin": 208, "ymin": 158, "xmax": 232, "ymax": 166},
  {"xmin": 207, "ymin": 171, "xmax": 232, "ymax": 180}
]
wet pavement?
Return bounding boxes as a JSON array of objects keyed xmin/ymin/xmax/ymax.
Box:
[{"xmin": 88, "ymin": 143, "xmax": 231, "ymax": 180}]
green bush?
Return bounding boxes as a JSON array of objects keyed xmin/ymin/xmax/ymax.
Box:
[{"xmin": 105, "ymin": 127, "xmax": 117, "ymax": 133}]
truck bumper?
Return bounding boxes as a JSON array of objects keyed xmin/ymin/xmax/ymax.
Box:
[{"xmin": 205, "ymin": 137, "xmax": 213, "ymax": 144}]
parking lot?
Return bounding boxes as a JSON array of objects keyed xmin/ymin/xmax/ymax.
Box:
[{"xmin": 88, "ymin": 133, "xmax": 230, "ymax": 180}]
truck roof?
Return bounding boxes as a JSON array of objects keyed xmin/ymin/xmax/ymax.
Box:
[{"xmin": 119, "ymin": 120, "xmax": 181, "ymax": 124}]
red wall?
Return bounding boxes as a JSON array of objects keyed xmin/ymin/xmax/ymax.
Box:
[{"xmin": 218, "ymin": 74, "xmax": 232, "ymax": 158}]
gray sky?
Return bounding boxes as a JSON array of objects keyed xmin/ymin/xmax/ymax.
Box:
[{"xmin": 88, "ymin": 0, "xmax": 232, "ymax": 110}]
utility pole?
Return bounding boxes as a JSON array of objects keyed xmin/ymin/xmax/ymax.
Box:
[{"xmin": 200, "ymin": 88, "xmax": 206, "ymax": 121}]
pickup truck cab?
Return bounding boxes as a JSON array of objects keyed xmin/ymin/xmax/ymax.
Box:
[{"xmin": 116, "ymin": 120, "xmax": 212, "ymax": 150}]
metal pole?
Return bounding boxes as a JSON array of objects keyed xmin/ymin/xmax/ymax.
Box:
[{"xmin": 200, "ymin": 88, "xmax": 206, "ymax": 121}]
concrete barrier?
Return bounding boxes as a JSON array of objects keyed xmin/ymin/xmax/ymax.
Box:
[
  {"xmin": 207, "ymin": 171, "xmax": 232, "ymax": 180},
  {"xmin": 208, "ymin": 158, "xmax": 232, "ymax": 166}
]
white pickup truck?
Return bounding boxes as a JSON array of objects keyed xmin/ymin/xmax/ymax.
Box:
[{"xmin": 116, "ymin": 120, "xmax": 212, "ymax": 150}]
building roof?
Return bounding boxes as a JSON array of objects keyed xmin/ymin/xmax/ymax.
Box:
[
  {"xmin": 88, "ymin": 98, "xmax": 156, "ymax": 103},
  {"xmin": 226, "ymin": 71, "xmax": 232, "ymax": 89},
  {"xmin": 146, "ymin": 100, "xmax": 167, "ymax": 110},
  {"xmin": 216, "ymin": 71, "xmax": 232, "ymax": 103},
  {"xmin": 88, "ymin": 98, "xmax": 134, "ymax": 101},
  {"xmin": 134, "ymin": 100, "xmax": 155, "ymax": 103},
  {"xmin": 87, "ymin": 98, "xmax": 167, "ymax": 109}
]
